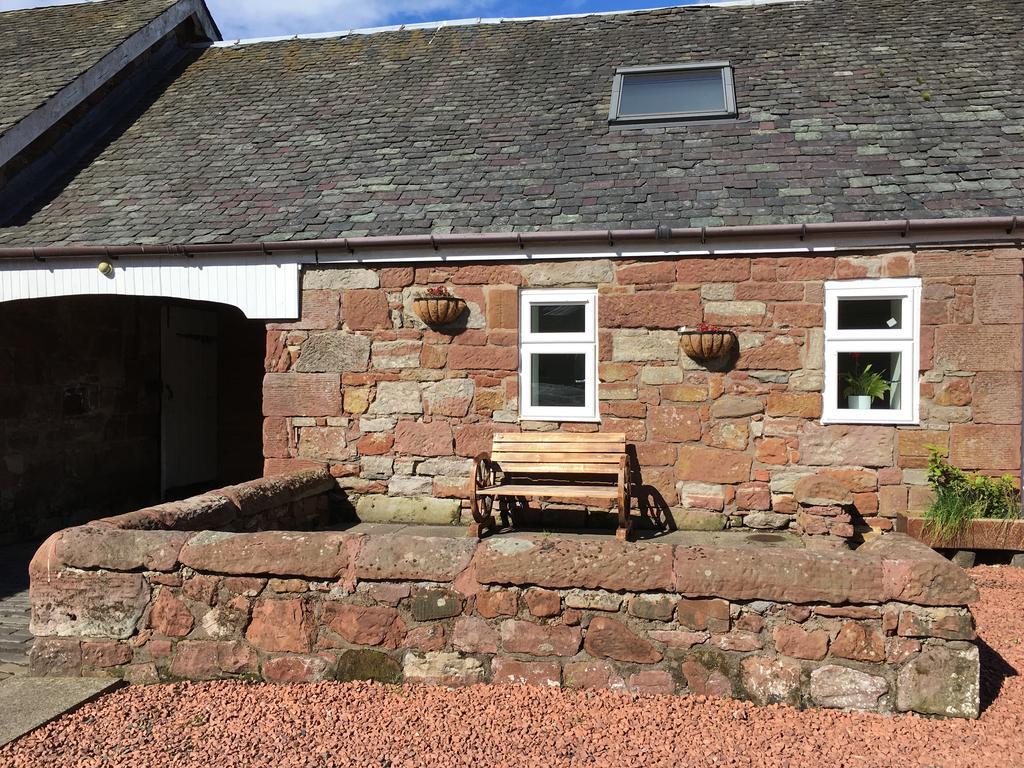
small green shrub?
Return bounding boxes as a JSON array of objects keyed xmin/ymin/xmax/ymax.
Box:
[{"xmin": 924, "ymin": 447, "xmax": 1021, "ymax": 542}]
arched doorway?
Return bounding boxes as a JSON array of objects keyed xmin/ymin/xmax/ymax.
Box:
[{"xmin": 0, "ymin": 294, "xmax": 265, "ymax": 542}]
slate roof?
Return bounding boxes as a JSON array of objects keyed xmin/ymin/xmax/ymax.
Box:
[
  {"xmin": 0, "ymin": 0, "xmax": 1022, "ymax": 246},
  {"xmin": 0, "ymin": 0, "xmax": 178, "ymax": 139}
]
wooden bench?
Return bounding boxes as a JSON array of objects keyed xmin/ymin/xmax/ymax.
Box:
[{"xmin": 468, "ymin": 432, "xmax": 633, "ymax": 540}]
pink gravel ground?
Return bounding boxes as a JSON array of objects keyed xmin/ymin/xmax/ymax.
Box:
[{"xmin": 4, "ymin": 565, "xmax": 1023, "ymax": 768}]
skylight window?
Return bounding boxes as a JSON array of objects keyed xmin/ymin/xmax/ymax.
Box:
[{"xmin": 609, "ymin": 63, "xmax": 736, "ymax": 124}]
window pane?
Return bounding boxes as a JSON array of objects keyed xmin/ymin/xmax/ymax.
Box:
[
  {"xmin": 619, "ymin": 69, "xmax": 726, "ymax": 116},
  {"xmin": 838, "ymin": 298, "xmax": 902, "ymax": 330},
  {"xmin": 837, "ymin": 351, "xmax": 902, "ymax": 411},
  {"xmin": 531, "ymin": 353, "xmax": 586, "ymax": 407},
  {"xmin": 530, "ymin": 303, "xmax": 586, "ymax": 334}
]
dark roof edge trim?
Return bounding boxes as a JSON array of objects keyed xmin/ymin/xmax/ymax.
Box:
[
  {"xmin": 0, "ymin": 0, "xmax": 220, "ymax": 168},
  {"xmin": 0, "ymin": 216, "xmax": 1020, "ymax": 261}
]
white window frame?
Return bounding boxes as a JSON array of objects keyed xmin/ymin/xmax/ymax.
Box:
[
  {"xmin": 822, "ymin": 278, "xmax": 922, "ymax": 425},
  {"xmin": 519, "ymin": 288, "xmax": 599, "ymax": 422}
]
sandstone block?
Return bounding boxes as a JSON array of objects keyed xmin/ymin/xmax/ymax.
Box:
[
  {"xmin": 649, "ymin": 630, "xmax": 708, "ymax": 649},
  {"xmin": 564, "ymin": 660, "xmax": 627, "ymax": 691},
  {"xmin": 949, "ymin": 424, "xmax": 1020, "ymax": 470},
  {"xmin": 342, "ymin": 289, "xmax": 389, "ymax": 331},
  {"xmin": 476, "ymin": 590, "xmax": 518, "ymax": 619},
  {"xmin": 629, "ymin": 594, "xmax": 678, "ymax": 622},
  {"xmin": 371, "ymin": 340, "xmax": 421, "ymax": 369},
  {"xmin": 681, "ymin": 658, "xmax": 734, "ymax": 698},
  {"xmin": 336, "ymin": 649, "xmax": 403, "ymax": 684},
  {"xmin": 676, "ymin": 445, "xmax": 752, "ymax": 484},
  {"xmin": 263, "ymin": 654, "xmax": 335, "ymax": 684},
  {"xmin": 355, "ymin": 495, "xmax": 461, "ymax": 526},
  {"xmin": 410, "ymin": 587, "xmax": 463, "ymax": 621},
  {"xmin": 448, "ymin": 345, "xmax": 518, "ymax": 371},
  {"xmin": 800, "ymin": 424, "xmax": 894, "ymax": 467},
  {"xmin": 611, "ymin": 330, "xmax": 679, "ymax": 362},
  {"xmin": 387, "ymin": 475, "xmax": 433, "ymax": 496},
  {"xmin": 31, "ymin": 570, "xmax": 148, "ymax": 640},
  {"xmin": 394, "ymin": 420, "xmax": 454, "ymax": 457},
  {"xmin": 810, "ymin": 664, "xmax": 889, "ymax": 711},
  {"xmin": 321, "ymin": 603, "xmax": 406, "ymax": 649},
  {"xmin": 523, "ymin": 588, "xmax": 561, "ymax": 618},
  {"xmin": 303, "ymin": 267, "xmax": 379, "ymax": 290},
  {"xmin": 584, "ymin": 616, "xmax": 662, "ymax": 664},
  {"xmin": 294, "ymin": 333, "xmax": 371, "ymax": 373},
  {"xmin": 491, "ymin": 658, "xmax": 561, "ymax": 688},
  {"xmin": 179, "ymin": 531, "xmax": 352, "ymax": 579},
  {"xmin": 263, "ymin": 373, "xmax": 342, "ymax": 417},
  {"xmin": 773, "ymin": 625, "xmax": 829, "ymax": 660},
  {"xmin": 423, "ymin": 379, "xmax": 475, "ymax": 417},
  {"xmin": 742, "ymin": 512, "xmax": 791, "ymax": 530},
  {"xmin": 403, "ymin": 652, "xmax": 487, "ymax": 686},
  {"xmin": 29, "ymin": 638, "xmax": 82, "ymax": 676},
  {"xmin": 600, "ymin": 291, "xmax": 700, "ymax": 329},
  {"xmin": 831, "ymin": 621, "xmax": 885, "ymax": 662},
  {"xmin": 897, "ymin": 608, "xmax": 975, "ymax": 641},
  {"xmin": 522, "ymin": 260, "xmax": 613, "ymax": 286},
  {"xmin": 896, "ymin": 645, "xmax": 979, "ymax": 719},
  {"xmin": 246, "ymin": 598, "xmax": 314, "ymax": 652},
  {"xmin": 500, "ymin": 620, "xmax": 582, "ymax": 657},
  {"xmin": 793, "ymin": 475, "xmax": 854, "ymax": 506},
  {"xmin": 676, "ymin": 597, "xmax": 730, "ymax": 633},
  {"xmin": 629, "ymin": 670, "xmax": 676, "ymax": 695},
  {"xmin": 356, "ymin": 534, "xmax": 475, "ymax": 582},
  {"xmin": 148, "ymin": 590, "xmax": 194, "ymax": 638},
  {"xmin": 475, "ymin": 537, "xmax": 673, "ymax": 592},
  {"xmin": 366, "ymin": 381, "xmax": 423, "ymax": 415},
  {"xmin": 453, "ymin": 617, "xmax": 499, "ymax": 654},
  {"xmin": 648, "ymin": 405, "xmax": 701, "ymax": 442},
  {"xmin": 740, "ymin": 656, "xmax": 802, "ymax": 706},
  {"xmin": 766, "ymin": 393, "xmax": 822, "ymax": 418}
]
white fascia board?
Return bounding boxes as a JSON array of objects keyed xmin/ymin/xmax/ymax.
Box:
[
  {"xmin": 0, "ymin": 0, "xmax": 219, "ymax": 168},
  {"xmin": 0, "ymin": 253, "xmax": 298, "ymax": 320}
]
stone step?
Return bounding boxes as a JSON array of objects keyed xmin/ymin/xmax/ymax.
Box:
[{"xmin": 0, "ymin": 677, "xmax": 122, "ymax": 746}]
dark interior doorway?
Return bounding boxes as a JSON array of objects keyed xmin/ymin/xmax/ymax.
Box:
[{"xmin": 0, "ymin": 295, "xmax": 265, "ymax": 542}]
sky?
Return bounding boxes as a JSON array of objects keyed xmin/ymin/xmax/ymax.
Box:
[{"xmin": 0, "ymin": 0, "xmax": 717, "ymax": 39}]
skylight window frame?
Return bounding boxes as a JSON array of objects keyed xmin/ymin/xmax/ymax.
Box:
[{"xmin": 608, "ymin": 61, "xmax": 737, "ymax": 125}]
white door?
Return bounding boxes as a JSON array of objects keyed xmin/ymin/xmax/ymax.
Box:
[{"xmin": 161, "ymin": 305, "xmax": 218, "ymax": 497}]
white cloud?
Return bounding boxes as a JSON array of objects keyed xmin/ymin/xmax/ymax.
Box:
[
  {"xmin": 0, "ymin": 0, "xmax": 497, "ymax": 37},
  {"xmin": 209, "ymin": 0, "xmax": 498, "ymax": 39}
]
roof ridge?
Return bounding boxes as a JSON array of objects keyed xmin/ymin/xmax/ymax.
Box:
[{"xmin": 207, "ymin": 0, "xmax": 810, "ymax": 49}]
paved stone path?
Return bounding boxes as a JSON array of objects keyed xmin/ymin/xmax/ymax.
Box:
[{"xmin": 0, "ymin": 543, "xmax": 36, "ymax": 681}]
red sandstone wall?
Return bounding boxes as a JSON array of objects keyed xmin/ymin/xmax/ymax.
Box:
[{"xmin": 261, "ymin": 249, "xmax": 1023, "ymax": 533}]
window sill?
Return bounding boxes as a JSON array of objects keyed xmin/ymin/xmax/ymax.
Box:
[
  {"xmin": 820, "ymin": 416, "xmax": 919, "ymax": 427},
  {"xmin": 518, "ymin": 415, "xmax": 603, "ymax": 424}
]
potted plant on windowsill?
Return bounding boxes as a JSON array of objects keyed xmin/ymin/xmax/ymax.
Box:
[
  {"xmin": 680, "ymin": 322, "xmax": 736, "ymax": 363},
  {"xmin": 412, "ymin": 286, "xmax": 466, "ymax": 326},
  {"xmin": 841, "ymin": 357, "xmax": 890, "ymax": 409}
]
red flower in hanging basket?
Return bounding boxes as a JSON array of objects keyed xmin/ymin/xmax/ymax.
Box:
[{"xmin": 412, "ymin": 285, "xmax": 465, "ymax": 327}]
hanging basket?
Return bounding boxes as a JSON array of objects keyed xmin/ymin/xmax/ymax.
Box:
[
  {"xmin": 412, "ymin": 296, "xmax": 466, "ymax": 326},
  {"xmin": 681, "ymin": 331, "xmax": 737, "ymax": 363}
]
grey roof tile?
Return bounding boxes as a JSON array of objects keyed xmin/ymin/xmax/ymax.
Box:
[
  {"xmin": 0, "ymin": 0, "xmax": 177, "ymax": 138},
  {"xmin": 0, "ymin": 0, "xmax": 1022, "ymax": 246}
]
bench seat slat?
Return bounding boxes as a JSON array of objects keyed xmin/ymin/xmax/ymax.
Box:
[
  {"xmin": 496, "ymin": 462, "xmax": 620, "ymax": 474},
  {"xmin": 492, "ymin": 451, "xmax": 622, "ymax": 464},
  {"xmin": 491, "ymin": 442, "xmax": 627, "ymax": 454},
  {"xmin": 493, "ymin": 433, "xmax": 626, "ymax": 443},
  {"xmin": 478, "ymin": 483, "xmax": 619, "ymax": 499}
]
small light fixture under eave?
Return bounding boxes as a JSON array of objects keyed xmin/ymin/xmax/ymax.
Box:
[
  {"xmin": 98, "ymin": 261, "xmax": 114, "ymax": 277},
  {"xmin": 608, "ymin": 61, "xmax": 737, "ymax": 126}
]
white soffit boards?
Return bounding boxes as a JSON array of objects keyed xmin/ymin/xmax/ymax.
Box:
[{"xmin": 0, "ymin": 254, "xmax": 300, "ymax": 320}]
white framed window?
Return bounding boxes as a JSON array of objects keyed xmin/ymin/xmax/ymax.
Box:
[
  {"xmin": 519, "ymin": 288, "xmax": 599, "ymax": 422},
  {"xmin": 822, "ymin": 278, "xmax": 922, "ymax": 425}
]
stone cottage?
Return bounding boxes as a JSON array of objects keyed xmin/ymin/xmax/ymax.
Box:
[{"xmin": 0, "ymin": 0, "xmax": 1022, "ymax": 543}]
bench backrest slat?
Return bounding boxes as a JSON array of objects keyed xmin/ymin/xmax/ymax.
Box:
[{"xmin": 491, "ymin": 432, "xmax": 626, "ymax": 478}]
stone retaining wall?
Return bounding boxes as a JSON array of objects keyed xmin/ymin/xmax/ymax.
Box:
[
  {"xmin": 262, "ymin": 250, "xmax": 1023, "ymax": 540},
  {"xmin": 29, "ymin": 519, "xmax": 981, "ymax": 718}
]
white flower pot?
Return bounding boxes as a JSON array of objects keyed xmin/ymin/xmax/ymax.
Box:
[{"xmin": 847, "ymin": 395, "xmax": 872, "ymax": 410}]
